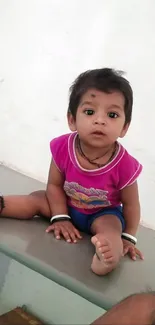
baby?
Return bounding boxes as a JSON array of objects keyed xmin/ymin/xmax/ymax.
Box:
[{"xmin": 0, "ymin": 68, "xmax": 144, "ymax": 275}]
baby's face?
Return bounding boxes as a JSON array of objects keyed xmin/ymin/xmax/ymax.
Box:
[{"xmin": 68, "ymin": 88, "xmax": 129, "ymax": 148}]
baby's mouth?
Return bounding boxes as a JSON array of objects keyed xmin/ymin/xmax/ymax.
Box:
[{"xmin": 92, "ymin": 131, "xmax": 105, "ymax": 136}]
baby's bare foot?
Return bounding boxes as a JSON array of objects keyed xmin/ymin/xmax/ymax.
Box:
[{"xmin": 91, "ymin": 234, "xmax": 123, "ymax": 275}]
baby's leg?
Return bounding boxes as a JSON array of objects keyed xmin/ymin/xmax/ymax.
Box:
[
  {"xmin": 90, "ymin": 215, "xmax": 123, "ymax": 275},
  {"xmin": 0, "ymin": 190, "xmax": 51, "ymax": 219}
]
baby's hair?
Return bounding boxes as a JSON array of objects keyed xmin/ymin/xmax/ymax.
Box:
[{"xmin": 68, "ymin": 68, "xmax": 133, "ymax": 126}]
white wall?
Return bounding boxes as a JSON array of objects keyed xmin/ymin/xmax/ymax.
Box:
[{"xmin": 0, "ymin": 0, "xmax": 154, "ymax": 228}]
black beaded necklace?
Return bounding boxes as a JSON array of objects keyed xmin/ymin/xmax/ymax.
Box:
[{"xmin": 77, "ymin": 136, "xmax": 117, "ymax": 168}]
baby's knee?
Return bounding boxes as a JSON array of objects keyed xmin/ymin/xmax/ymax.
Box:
[
  {"xmin": 29, "ymin": 190, "xmax": 46, "ymax": 197},
  {"xmin": 29, "ymin": 190, "xmax": 50, "ymax": 217}
]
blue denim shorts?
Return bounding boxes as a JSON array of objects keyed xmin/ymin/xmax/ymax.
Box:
[{"xmin": 68, "ymin": 206, "xmax": 125, "ymax": 234}]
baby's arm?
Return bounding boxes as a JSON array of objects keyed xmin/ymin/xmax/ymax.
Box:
[
  {"xmin": 121, "ymin": 181, "xmax": 144, "ymax": 260},
  {"xmin": 46, "ymin": 159, "xmax": 68, "ymax": 216},
  {"xmin": 45, "ymin": 159, "xmax": 82, "ymax": 242},
  {"xmin": 121, "ymin": 181, "xmax": 140, "ymax": 236}
]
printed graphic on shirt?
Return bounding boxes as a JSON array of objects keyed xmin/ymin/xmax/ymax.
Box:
[{"xmin": 64, "ymin": 181, "xmax": 110, "ymax": 209}]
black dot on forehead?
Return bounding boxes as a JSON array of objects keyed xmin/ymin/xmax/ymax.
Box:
[{"xmin": 90, "ymin": 93, "xmax": 96, "ymax": 98}]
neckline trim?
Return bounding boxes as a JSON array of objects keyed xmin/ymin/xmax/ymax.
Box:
[{"xmin": 68, "ymin": 132, "xmax": 124, "ymax": 175}]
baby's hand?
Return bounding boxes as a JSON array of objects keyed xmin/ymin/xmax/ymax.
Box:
[
  {"xmin": 122, "ymin": 239, "xmax": 144, "ymax": 261},
  {"xmin": 46, "ymin": 220, "xmax": 82, "ymax": 243}
]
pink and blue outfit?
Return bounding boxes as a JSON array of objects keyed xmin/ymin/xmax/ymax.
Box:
[{"xmin": 50, "ymin": 132, "xmax": 142, "ymax": 234}]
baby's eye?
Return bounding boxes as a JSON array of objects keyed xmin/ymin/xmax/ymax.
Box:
[
  {"xmin": 108, "ymin": 112, "xmax": 118, "ymax": 118},
  {"xmin": 84, "ymin": 109, "xmax": 94, "ymax": 115}
]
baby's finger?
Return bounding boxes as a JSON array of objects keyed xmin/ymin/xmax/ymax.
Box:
[
  {"xmin": 123, "ymin": 246, "xmax": 129, "ymax": 256},
  {"xmin": 46, "ymin": 224, "xmax": 54, "ymax": 233},
  {"xmin": 128, "ymin": 246, "xmax": 137, "ymax": 261},
  {"xmin": 135, "ymin": 248, "xmax": 144, "ymax": 260},
  {"xmin": 54, "ymin": 227, "xmax": 61, "ymax": 240},
  {"xmin": 69, "ymin": 231, "xmax": 78, "ymax": 243},
  {"xmin": 61, "ymin": 227, "xmax": 71, "ymax": 243},
  {"xmin": 73, "ymin": 228, "xmax": 82, "ymax": 239}
]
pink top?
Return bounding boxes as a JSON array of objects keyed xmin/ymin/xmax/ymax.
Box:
[{"xmin": 50, "ymin": 132, "xmax": 142, "ymax": 214}]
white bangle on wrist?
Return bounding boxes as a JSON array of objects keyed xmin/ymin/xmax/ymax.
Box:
[
  {"xmin": 122, "ymin": 232, "xmax": 137, "ymax": 245},
  {"xmin": 50, "ymin": 214, "xmax": 71, "ymax": 224}
]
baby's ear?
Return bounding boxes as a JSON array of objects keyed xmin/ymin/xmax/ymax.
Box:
[
  {"xmin": 120, "ymin": 123, "xmax": 130, "ymax": 138},
  {"xmin": 67, "ymin": 112, "xmax": 77, "ymax": 132}
]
